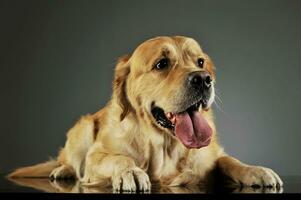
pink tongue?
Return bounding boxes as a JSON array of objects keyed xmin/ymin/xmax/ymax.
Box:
[{"xmin": 175, "ymin": 111, "xmax": 212, "ymax": 149}]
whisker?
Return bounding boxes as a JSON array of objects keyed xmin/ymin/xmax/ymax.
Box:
[
  {"xmin": 213, "ymin": 100, "xmax": 223, "ymax": 113},
  {"xmin": 212, "ymin": 87, "xmax": 229, "ymax": 116},
  {"xmin": 214, "ymin": 94, "xmax": 223, "ymax": 106},
  {"xmin": 215, "ymin": 94, "xmax": 223, "ymax": 104},
  {"xmin": 214, "ymin": 89, "xmax": 223, "ymax": 104}
]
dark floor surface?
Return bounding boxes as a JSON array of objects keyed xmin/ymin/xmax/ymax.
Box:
[{"xmin": 1, "ymin": 175, "xmax": 300, "ymax": 193}]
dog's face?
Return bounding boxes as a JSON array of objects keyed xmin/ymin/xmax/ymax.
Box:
[{"xmin": 115, "ymin": 36, "xmax": 215, "ymax": 149}]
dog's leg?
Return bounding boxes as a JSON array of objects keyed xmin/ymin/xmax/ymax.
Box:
[
  {"xmin": 216, "ymin": 155, "xmax": 283, "ymax": 188},
  {"xmin": 168, "ymin": 170, "xmax": 201, "ymax": 187},
  {"xmin": 51, "ymin": 115, "xmax": 95, "ymax": 180},
  {"xmin": 82, "ymin": 147, "xmax": 151, "ymax": 192}
]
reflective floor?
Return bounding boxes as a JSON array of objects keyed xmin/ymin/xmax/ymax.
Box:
[{"xmin": 1, "ymin": 175, "xmax": 300, "ymax": 193}]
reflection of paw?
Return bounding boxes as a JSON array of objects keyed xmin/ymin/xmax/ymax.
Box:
[
  {"xmin": 160, "ymin": 185, "xmax": 203, "ymax": 193},
  {"xmin": 50, "ymin": 179, "xmax": 77, "ymax": 192},
  {"xmin": 81, "ymin": 185, "xmax": 112, "ymax": 193},
  {"xmin": 112, "ymin": 167, "xmax": 151, "ymax": 192},
  {"xmin": 232, "ymin": 185, "xmax": 283, "ymax": 194},
  {"xmin": 238, "ymin": 166, "xmax": 283, "ymax": 188},
  {"xmin": 50, "ymin": 165, "xmax": 75, "ymax": 180}
]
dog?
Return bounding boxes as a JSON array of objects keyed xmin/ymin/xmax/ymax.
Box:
[{"xmin": 8, "ymin": 36, "xmax": 283, "ymax": 192}]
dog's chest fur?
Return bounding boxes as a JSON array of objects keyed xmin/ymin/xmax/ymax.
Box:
[
  {"xmin": 98, "ymin": 108, "xmax": 221, "ymax": 184},
  {"xmin": 122, "ymin": 120, "xmax": 218, "ymax": 183}
]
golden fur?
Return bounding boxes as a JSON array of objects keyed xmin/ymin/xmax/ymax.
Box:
[{"xmin": 8, "ymin": 36, "xmax": 282, "ymax": 191}]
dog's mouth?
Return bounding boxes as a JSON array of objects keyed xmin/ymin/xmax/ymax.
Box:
[{"xmin": 151, "ymin": 99, "xmax": 212, "ymax": 149}]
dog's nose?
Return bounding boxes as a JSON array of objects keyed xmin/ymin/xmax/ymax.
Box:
[{"xmin": 188, "ymin": 71, "xmax": 212, "ymax": 89}]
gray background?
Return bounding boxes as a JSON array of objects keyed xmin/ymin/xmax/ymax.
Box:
[{"xmin": 1, "ymin": 0, "xmax": 300, "ymax": 176}]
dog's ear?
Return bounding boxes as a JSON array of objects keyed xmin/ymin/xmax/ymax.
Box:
[{"xmin": 113, "ymin": 55, "xmax": 131, "ymax": 121}]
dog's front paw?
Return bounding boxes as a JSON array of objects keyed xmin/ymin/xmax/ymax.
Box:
[
  {"xmin": 238, "ymin": 166, "xmax": 283, "ymax": 188},
  {"xmin": 168, "ymin": 170, "xmax": 200, "ymax": 186},
  {"xmin": 50, "ymin": 165, "xmax": 75, "ymax": 180},
  {"xmin": 112, "ymin": 167, "xmax": 151, "ymax": 192}
]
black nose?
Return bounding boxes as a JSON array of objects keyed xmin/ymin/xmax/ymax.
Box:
[{"xmin": 188, "ymin": 71, "xmax": 212, "ymax": 89}]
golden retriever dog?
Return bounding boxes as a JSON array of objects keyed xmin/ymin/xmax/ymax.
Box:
[{"xmin": 8, "ymin": 36, "xmax": 283, "ymax": 192}]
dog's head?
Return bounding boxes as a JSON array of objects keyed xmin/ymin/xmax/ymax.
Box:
[{"xmin": 113, "ymin": 36, "xmax": 215, "ymax": 149}]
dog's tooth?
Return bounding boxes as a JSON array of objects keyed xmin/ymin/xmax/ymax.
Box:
[
  {"xmin": 170, "ymin": 117, "xmax": 176, "ymax": 124},
  {"xmin": 166, "ymin": 112, "xmax": 175, "ymax": 121},
  {"xmin": 166, "ymin": 112, "xmax": 172, "ymax": 119}
]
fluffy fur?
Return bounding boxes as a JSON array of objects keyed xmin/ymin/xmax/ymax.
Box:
[{"xmin": 8, "ymin": 36, "xmax": 282, "ymax": 192}]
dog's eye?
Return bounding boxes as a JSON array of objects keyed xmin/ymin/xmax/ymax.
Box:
[
  {"xmin": 155, "ymin": 58, "xmax": 169, "ymax": 70},
  {"xmin": 197, "ymin": 58, "xmax": 204, "ymax": 68}
]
